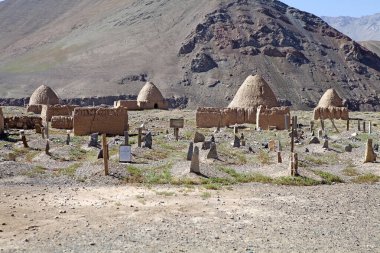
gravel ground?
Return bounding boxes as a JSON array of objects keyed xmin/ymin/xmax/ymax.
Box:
[{"xmin": 0, "ymin": 183, "xmax": 379, "ymax": 252}]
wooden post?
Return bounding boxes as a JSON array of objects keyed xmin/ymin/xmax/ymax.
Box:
[
  {"xmin": 320, "ymin": 119, "xmax": 324, "ymax": 131},
  {"xmin": 174, "ymin": 127, "xmax": 179, "ymax": 141},
  {"xmin": 346, "ymin": 119, "xmax": 350, "ymax": 131},
  {"xmin": 41, "ymin": 127, "xmax": 45, "ymax": 139},
  {"xmin": 358, "ymin": 120, "xmax": 361, "ymax": 131},
  {"xmin": 137, "ymin": 128, "xmax": 142, "ymax": 148},
  {"xmin": 292, "ymin": 153, "xmax": 298, "ymax": 176},
  {"xmin": 45, "ymin": 123, "xmax": 49, "ymax": 140},
  {"xmin": 102, "ymin": 134, "xmax": 109, "ymax": 176},
  {"xmin": 362, "ymin": 121, "xmax": 366, "ymax": 133},
  {"xmin": 291, "ymin": 116, "xmax": 295, "ymax": 153},
  {"xmin": 45, "ymin": 140, "xmax": 50, "ymax": 155},
  {"xmin": 277, "ymin": 152, "xmax": 282, "ymax": 163},
  {"xmin": 368, "ymin": 121, "xmax": 372, "ymax": 134},
  {"xmin": 330, "ymin": 118, "xmax": 339, "ymax": 133},
  {"xmin": 124, "ymin": 131, "xmax": 129, "ymax": 145},
  {"xmin": 284, "ymin": 115, "xmax": 289, "ymax": 130},
  {"xmin": 310, "ymin": 121, "xmax": 314, "ymax": 133}
]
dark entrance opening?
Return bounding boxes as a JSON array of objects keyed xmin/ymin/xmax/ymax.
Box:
[{"xmin": 154, "ymin": 103, "xmax": 158, "ymax": 109}]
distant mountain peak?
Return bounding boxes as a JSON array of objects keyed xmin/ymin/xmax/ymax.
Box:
[{"xmin": 322, "ymin": 13, "xmax": 380, "ymax": 41}]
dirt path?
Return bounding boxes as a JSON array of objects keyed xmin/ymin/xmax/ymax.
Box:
[{"xmin": 1, "ymin": 183, "xmax": 379, "ymax": 252}]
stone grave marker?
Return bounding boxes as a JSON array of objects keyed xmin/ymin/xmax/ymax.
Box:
[
  {"xmin": 309, "ymin": 136, "xmax": 320, "ymax": 144},
  {"xmin": 322, "ymin": 139, "xmax": 329, "ymax": 149},
  {"xmin": 187, "ymin": 142, "xmax": 194, "ymax": 161},
  {"xmin": 233, "ymin": 135, "xmax": 240, "ymax": 148},
  {"xmin": 19, "ymin": 130, "xmax": 28, "ymax": 148},
  {"xmin": 207, "ymin": 143, "xmax": 218, "ymax": 159},
  {"xmin": 66, "ymin": 130, "xmax": 71, "ymax": 145},
  {"xmin": 190, "ymin": 146, "xmax": 200, "ymax": 174},
  {"xmin": 364, "ymin": 139, "xmax": 376, "ymax": 163},
  {"xmin": 88, "ymin": 133, "xmax": 99, "ymax": 147},
  {"xmin": 194, "ymin": 132, "xmax": 205, "ymax": 143},
  {"xmin": 144, "ymin": 132, "xmax": 153, "ymax": 149}
]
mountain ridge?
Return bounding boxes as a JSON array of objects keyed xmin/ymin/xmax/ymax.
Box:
[
  {"xmin": 322, "ymin": 13, "xmax": 380, "ymax": 41},
  {"xmin": 0, "ymin": 0, "xmax": 379, "ymax": 110}
]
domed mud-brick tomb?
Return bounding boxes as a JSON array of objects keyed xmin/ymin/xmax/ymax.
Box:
[
  {"xmin": 137, "ymin": 82, "xmax": 168, "ymax": 110},
  {"xmin": 313, "ymin": 88, "xmax": 349, "ymax": 120},
  {"xmin": 27, "ymin": 85, "xmax": 61, "ymax": 114},
  {"xmin": 29, "ymin": 85, "xmax": 60, "ymax": 106},
  {"xmin": 228, "ymin": 75, "xmax": 279, "ymax": 109}
]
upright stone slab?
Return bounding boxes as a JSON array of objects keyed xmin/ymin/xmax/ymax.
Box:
[
  {"xmin": 309, "ymin": 137, "xmax": 320, "ymax": 144},
  {"xmin": 66, "ymin": 130, "xmax": 71, "ymax": 145},
  {"xmin": 187, "ymin": 142, "xmax": 194, "ymax": 161},
  {"xmin": 364, "ymin": 139, "xmax": 376, "ymax": 163},
  {"xmin": 88, "ymin": 133, "xmax": 99, "ymax": 147},
  {"xmin": 144, "ymin": 132, "xmax": 153, "ymax": 149},
  {"xmin": 322, "ymin": 139, "xmax": 329, "ymax": 149},
  {"xmin": 233, "ymin": 135, "xmax": 240, "ymax": 148},
  {"xmin": 190, "ymin": 146, "xmax": 200, "ymax": 174},
  {"xmin": 194, "ymin": 132, "xmax": 205, "ymax": 143},
  {"xmin": 207, "ymin": 143, "xmax": 218, "ymax": 159}
]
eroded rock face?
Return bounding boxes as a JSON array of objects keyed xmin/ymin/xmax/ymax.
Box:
[{"xmin": 191, "ymin": 53, "xmax": 218, "ymax": 73}]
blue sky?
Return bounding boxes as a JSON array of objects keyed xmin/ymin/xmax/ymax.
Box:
[{"xmin": 281, "ymin": 0, "xmax": 380, "ymax": 17}]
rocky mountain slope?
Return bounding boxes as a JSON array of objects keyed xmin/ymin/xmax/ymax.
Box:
[
  {"xmin": 0, "ymin": 0, "xmax": 379, "ymax": 110},
  {"xmin": 323, "ymin": 14, "xmax": 380, "ymax": 41},
  {"xmin": 360, "ymin": 41, "xmax": 380, "ymax": 57}
]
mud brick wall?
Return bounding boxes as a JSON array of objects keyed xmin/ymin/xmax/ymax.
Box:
[
  {"xmin": 256, "ymin": 106, "xmax": 290, "ymax": 130},
  {"xmin": 51, "ymin": 116, "xmax": 73, "ymax": 130},
  {"xmin": 73, "ymin": 107, "xmax": 129, "ymax": 136},
  {"xmin": 313, "ymin": 107, "xmax": 349, "ymax": 120},
  {"xmin": 196, "ymin": 107, "xmax": 258, "ymax": 128},
  {"xmin": 5, "ymin": 116, "xmax": 42, "ymax": 129},
  {"xmin": 138, "ymin": 100, "xmax": 168, "ymax": 110},
  {"xmin": 41, "ymin": 105, "xmax": 78, "ymax": 122},
  {"xmin": 196, "ymin": 107, "xmax": 222, "ymax": 128},
  {"xmin": 27, "ymin": 104, "xmax": 43, "ymax": 114},
  {"xmin": 115, "ymin": 100, "xmax": 140, "ymax": 110}
]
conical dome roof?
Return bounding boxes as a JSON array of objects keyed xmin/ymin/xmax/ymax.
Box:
[
  {"xmin": 137, "ymin": 82, "xmax": 165, "ymax": 103},
  {"xmin": 317, "ymin": 89, "xmax": 343, "ymax": 108},
  {"xmin": 29, "ymin": 85, "xmax": 60, "ymax": 105},
  {"xmin": 228, "ymin": 75, "xmax": 279, "ymax": 108}
]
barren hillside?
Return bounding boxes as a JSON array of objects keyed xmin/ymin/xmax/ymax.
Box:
[
  {"xmin": 0, "ymin": 0, "xmax": 379, "ymax": 110},
  {"xmin": 360, "ymin": 41, "xmax": 380, "ymax": 57}
]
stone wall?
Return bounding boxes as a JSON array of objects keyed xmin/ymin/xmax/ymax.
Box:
[
  {"xmin": 196, "ymin": 107, "xmax": 257, "ymax": 128},
  {"xmin": 41, "ymin": 105, "xmax": 78, "ymax": 122},
  {"xmin": 115, "ymin": 100, "xmax": 140, "ymax": 110},
  {"xmin": 256, "ymin": 106, "xmax": 290, "ymax": 130},
  {"xmin": 27, "ymin": 104, "xmax": 43, "ymax": 114},
  {"xmin": 5, "ymin": 116, "xmax": 42, "ymax": 129},
  {"xmin": 51, "ymin": 116, "xmax": 73, "ymax": 130},
  {"xmin": 73, "ymin": 107, "xmax": 128, "ymax": 136},
  {"xmin": 313, "ymin": 107, "xmax": 349, "ymax": 120}
]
